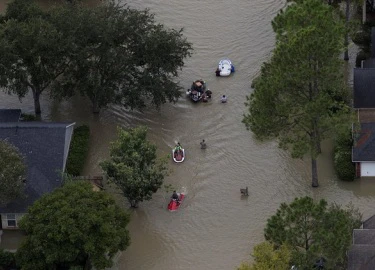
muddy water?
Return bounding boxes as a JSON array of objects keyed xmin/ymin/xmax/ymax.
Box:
[{"xmin": 1, "ymin": 0, "xmax": 375, "ymax": 269}]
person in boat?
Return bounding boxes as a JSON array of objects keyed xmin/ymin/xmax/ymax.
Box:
[
  {"xmin": 175, "ymin": 142, "xmax": 182, "ymax": 150},
  {"xmin": 215, "ymin": 68, "xmax": 221, "ymax": 77},
  {"xmin": 200, "ymin": 139, "xmax": 207, "ymax": 149},
  {"xmin": 202, "ymin": 92, "xmax": 208, "ymax": 102},
  {"xmin": 205, "ymin": 90, "xmax": 212, "ymax": 99},
  {"xmin": 221, "ymin": 95, "xmax": 227, "ymax": 103},
  {"xmin": 172, "ymin": 190, "xmax": 179, "ymax": 201},
  {"xmin": 174, "ymin": 142, "xmax": 183, "ymax": 156}
]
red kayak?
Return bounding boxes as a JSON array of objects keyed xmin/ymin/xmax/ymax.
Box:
[{"xmin": 167, "ymin": 193, "xmax": 185, "ymax": 211}]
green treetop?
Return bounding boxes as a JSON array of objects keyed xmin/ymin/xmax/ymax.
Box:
[{"xmin": 16, "ymin": 181, "xmax": 130, "ymax": 270}]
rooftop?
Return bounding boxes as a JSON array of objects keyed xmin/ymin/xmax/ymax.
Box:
[
  {"xmin": 0, "ymin": 122, "xmax": 75, "ymax": 213},
  {"xmin": 353, "ymin": 122, "xmax": 375, "ymax": 162},
  {"xmin": 353, "ymin": 68, "xmax": 375, "ymax": 109}
]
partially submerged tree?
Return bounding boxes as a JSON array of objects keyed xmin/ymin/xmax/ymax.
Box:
[
  {"xmin": 0, "ymin": 0, "xmax": 74, "ymax": 115},
  {"xmin": 265, "ymin": 196, "xmax": 361, "ymax": 269},
  {"xmin": 16, "ymin": 181, "xmax": 130, "ymax": 270},
  {"xmin": 0, "ymin": 140, "xmax": 26, "ymax": 206},
  {"xmin": 101, "ymin": 126, "xmax": 169, "ymax": 207},
  {"xmin": 0, "ymin": 0, "xmax": 192, "ymax": 115},
  {"xmin": 56, "ymin": 1, "xmax": 192, "ymax": 113},
  {"xmin": 243, "ymin": 0, "xmax": 350, "ymax": 187}
]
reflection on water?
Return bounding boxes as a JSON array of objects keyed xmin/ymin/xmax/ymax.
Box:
[{"xmin": 1, "ymin": 1, "xmax": 375, "ymax": 270}]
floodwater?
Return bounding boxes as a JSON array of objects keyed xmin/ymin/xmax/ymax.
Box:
[{"xmin": 1, "ymin": 1, "xmax": 375, "ymax": 270}]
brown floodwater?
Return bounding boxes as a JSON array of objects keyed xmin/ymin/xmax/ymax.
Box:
[{"xmin": 1, "ymin": 0, "xmax": 374, "ymax": 269}]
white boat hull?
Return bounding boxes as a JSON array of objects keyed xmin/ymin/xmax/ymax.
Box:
[{"xmin": 219, "ymin": 59, "xmax": 232, "ymax": 77}]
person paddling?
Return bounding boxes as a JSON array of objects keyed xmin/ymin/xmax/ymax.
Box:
[
  {"xmin": 200, "ymin": 139, "xmax": 207, "ymax": 149},
  {"xmin": 221, "ymin": 95, "xmax": 227, "ymax": 103},
  {"xmin": 172, "ymin": 190, "xmax": 180, "ymax": 202}
]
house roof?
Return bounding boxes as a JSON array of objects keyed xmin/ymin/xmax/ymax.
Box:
[
  {"xmin": 364, "ymin": 215, "xmax": 375, "ymax": 229},
  {"xmin": 0, "ymin": 109, "xmax": 21, "ymax": 122},
  {"xmin": 348, "ymin": 214, "xmax": 375, "ymax": 270},
  {"xmin": 372, "ymin": 27, "xmax": 375, "ymax": 58},
  {"xmin": 353, "ymin": 68, "xmax": 375, "ymax": 108},
  {"xmin": 353, "ymin": 229, "xmax": 375, "ymax": 245},
  {"xmin": 362, "ymin": 59, "xmax": 375, "ymax": 68},
  {"xmin": 348, "ymin": 245, "xmax": 375, "ymax": 270},
  {"xmin": 0, "ymin": 122, "xmax": 75, "ymax": 213},
  {"xmin": 353, "ymin": 122, "xmax": 375, "ymax": 162}
]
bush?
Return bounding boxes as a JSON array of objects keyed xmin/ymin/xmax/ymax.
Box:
[
  {"xmin": 333, "ymin": 129, "xmax": 356, "ymax": 181},
  {"xmin": 334, "ymin": 150, "xmax": 356, "ymax": 181},
  {"xmin": 66, "ymin": 125, "xmax": 90, "ymax": 176},
  {"xmin": 20, "ymin": 113, "xmax": 36, "ymax": 121},
  {"xmin": 0, "ymin": 249, "xmax": 16, "ymax": 270}
]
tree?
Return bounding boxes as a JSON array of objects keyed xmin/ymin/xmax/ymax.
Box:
[
  {"xmin": 0, "ymin": 0, "xmax": 192, "ymax": 115},
  {"xmin": 243, "ymin": 0, "xmax": 350, "ymax": 187},
  {"xmin": 101, "ymin": 126, "xmax": 169, "ymax": 208},
  {"xmin": 237, "ymin": 242, "xmax": 292, "ymax": 270},
  {"xmin": 56, "ymin": 1, "xmax": 192, "ymax": 113},
  {"xmin": 0, "ymin": 140, "xmax": 26, "ymax": 206},
  {"xmin": 0, "ymin": 0, "xmax": 74, "ymax": 115},
  {"xmin": 264, "ymin": 197, "xmax": 362, "ymax": 269},
  {"xmin": 16, "ymin": 181, "xmax": 130, "ymax": 270}
]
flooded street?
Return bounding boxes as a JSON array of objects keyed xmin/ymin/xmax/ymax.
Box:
[{"xmin": 1, "ymin": 0, "xmax": 375, "ymax": 269}]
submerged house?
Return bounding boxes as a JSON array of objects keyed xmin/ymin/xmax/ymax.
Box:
[
  {"xmin": 0, "ymin": 109, "xmax": 75, "ymax": 229},
  {"xmin": 348, "ymin": 215, "xmax": 375, "ymax": 269},
  {"xmin": 352, "ymin": 68, "xmax": 375, "ymax": 177}
]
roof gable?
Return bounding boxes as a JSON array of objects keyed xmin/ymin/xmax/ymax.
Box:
[
  {"xmin": 364, "ymin": 215, "xmax": 375, "ymax": 229},
  {"xmin": 0, "ymin": 122, "xmax": 74, "ymax": 213},
  {"xmin": 353, "ymin": 68, "xmax": 375, "ymax": 109}
]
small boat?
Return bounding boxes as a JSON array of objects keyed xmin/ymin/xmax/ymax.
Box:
[
  {"xmin": 172, "ymin": 147, "xmax": 185, "ymax": 163},
  {"xmin": 218, "ymin": 59, "xmax": 235, "ymax": 77},
  {"xmin": 186, "ymin": 79, "xmax": 211, "ymax": 103},
  {"xmin": 167, "ymin": 192, "xmax": 185, "ymax": 211}
]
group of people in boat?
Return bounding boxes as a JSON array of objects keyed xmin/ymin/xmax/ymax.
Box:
[{"xmin": 190, "ymin": 80, "xmax": 212, "ymax": 102}]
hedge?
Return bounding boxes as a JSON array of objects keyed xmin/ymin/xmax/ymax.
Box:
[
  {"xmin": 66, "ymin": 125, "xmax": 90, "ymax": 176},
  {"xmin": 0, "ymin": 249, "xmax": 16, "ymax": 270},
  {"xmin": 20, "ymin": 113, "xmax": 36, "ymax": 121},
  {"xmin": 333, "ymin": 129, "xmax": 356, "ymax": 181}
]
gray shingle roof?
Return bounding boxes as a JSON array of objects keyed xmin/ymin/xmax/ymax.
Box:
[
  {"xmin": 353, "ymin": 68, "xmax": 375, "ymax": 108},
  {"xmin": 0, "ymin": 109, "xmax": 21, "ymax": 122},
  {"xmin": 353, "ymin": 229, "xmax": 375, "ymax": 245},
  {"xmin": 353, "ymin": 122, "xmax": 375, "ymax": 162},
  {"xmin": 362, "ymin": 59, "xmax": 375, "ymax": 68},
  {"xmin": 372, "ymin": 27, "xmax": 375, "ymax": 58},
  {"xmin": 364, "ymin": 215, "xmax": 375, "ymax": 229},
  {"xmin": 0, "ymin": 122, "xmax": 74, "ymax": 213},
  {"xmin": 348, "ymin": 245, "xmax": 375, "ymax": 270}
]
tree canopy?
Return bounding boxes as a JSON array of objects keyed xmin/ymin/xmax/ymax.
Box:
[
  {"xmin": 16, "ymin": 181, "xmax": 130, "ymax": 270},
  {"xmin": 237, "ymin": 242, "xmax": 292, "ymax": 270},
  {"xmin": 0, "ymin": 140, "xmax": 26, "ymax": 206},
  {"xmin": 264, "ymin": 196, "xmax": 362, "ymax": 269},
  {"xmin": 101, "ymin": 126, "xmax": 169, "ymax": 208},
  {"xmin": 0, "ymin": 0, "xmax": 192, "ymax": 115},
  {"xmin": 243, "ymin": 0, "xmax": 350, "ymax": 187}
]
